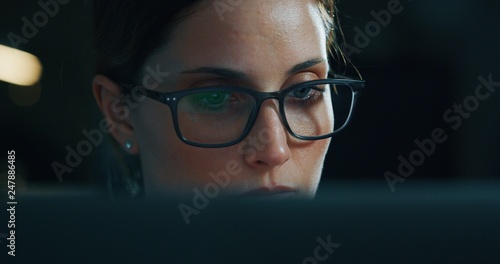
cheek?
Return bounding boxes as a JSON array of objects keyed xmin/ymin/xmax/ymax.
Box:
[
  {"xmin": 132, "ymin": 102, "xmax": 183, "ymax": 186},
  {"xmin": 133, "ymin": 102, "xmax": 173, "ymax": 153},
  {"xmin": 310, "ymin": 140, "xmax": 330, "ymax": 171},
  {"xmin": 293, "ymin": 139, "xmax": 331, "ymax": 178},
  {"xmin": 291, "ymin": 135, "xmax": 330, "ymax": 159},
  {"xmin": 132, "ymin": 101, "xmax": 242, "ymax": 189}
]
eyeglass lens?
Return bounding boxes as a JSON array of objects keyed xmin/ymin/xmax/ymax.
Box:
[{"xmin": 175, "ymin": 82, "xmax": 354, "ymax": 145}]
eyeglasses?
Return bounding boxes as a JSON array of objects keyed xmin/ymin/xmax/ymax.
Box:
[{"xmin": 128, "ymin": 78, "xmax": 365, "ymax": 148}]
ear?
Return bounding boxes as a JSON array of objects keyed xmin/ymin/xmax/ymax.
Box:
[{"xmin": 92, "ymin": 74, "xmax": 139, "ymax": 154}]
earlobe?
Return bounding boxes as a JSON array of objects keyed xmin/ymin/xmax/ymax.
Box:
[{"xmin": 92, "ymin": 74, "xmax": 140, "ymax": 154}]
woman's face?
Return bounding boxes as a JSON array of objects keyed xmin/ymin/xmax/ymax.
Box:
[{"xmin": 130, "ymin": 0, "xmax": 331, "ymax": 198}]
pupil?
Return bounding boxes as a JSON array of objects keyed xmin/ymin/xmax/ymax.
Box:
[
  {"xmin": 294, "ymin": 88, "xmax": 310, "ymax": 98},
  {"xmin": 206, "ymin": 92, "xmax": 226, "ymax": 104}
]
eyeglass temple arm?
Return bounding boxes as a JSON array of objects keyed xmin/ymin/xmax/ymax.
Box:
[{"xmin": 328, "ymin": 74, "xmax": 366, "ymax": 93}]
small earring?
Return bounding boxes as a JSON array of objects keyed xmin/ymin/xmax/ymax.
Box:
[{"xmin": 124, "ymin": 140, "xmax": 133, "ymax": 150}]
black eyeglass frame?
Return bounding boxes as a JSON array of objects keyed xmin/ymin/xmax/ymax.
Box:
[{"xmin": 126, "ymin": 78, "xmax": 365, "ymax": 148}]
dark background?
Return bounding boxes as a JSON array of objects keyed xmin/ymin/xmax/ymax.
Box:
[
  {"xmin": 0, "ymin": 0, "xmax": 499, "ymax": 194},
  {"xmin": 324, "ymin": 0, "xmax": 500, "ymax": 191}
]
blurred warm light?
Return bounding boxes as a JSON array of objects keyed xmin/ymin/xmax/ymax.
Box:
[{"xmin": 0, "ymin": 44, "xmax": 42, "ymax": 86}]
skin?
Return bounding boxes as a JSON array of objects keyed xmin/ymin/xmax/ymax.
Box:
[{"xmin": 93, "ymin": 0, "xmax": 331, "ymax": 198}]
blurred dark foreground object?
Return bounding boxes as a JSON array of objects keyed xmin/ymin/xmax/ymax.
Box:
[{"xmin": 11, "ymin": 181, "xmax": 500, "ymax": 263}]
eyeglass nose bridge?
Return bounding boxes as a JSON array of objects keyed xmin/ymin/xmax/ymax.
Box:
[{"xmin": 241, "ymin": 90, "xmax": 291, "ymax": 142}]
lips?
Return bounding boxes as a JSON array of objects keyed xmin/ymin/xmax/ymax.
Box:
[{"xmin": 239, "ymin": 186, "xmax": 297, "ymax": 199}]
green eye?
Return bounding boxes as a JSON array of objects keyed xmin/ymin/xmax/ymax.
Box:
[
  {"xmin": 205, "ymin": 92, "xmax": 229, "ymax": 105},
  {"xmin": 188, "ymin": 91, "xmax": 232, "ymax": 112}
]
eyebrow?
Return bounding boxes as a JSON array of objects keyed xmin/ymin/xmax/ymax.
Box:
[
  {"xmin": 286, "ymin": 58, "xmax": 326, "ymax": 75},
  {"xmin": 180, "ymin": 67, "xmax": 247, "ymax": 80},
  {"xmin": 180, "ymin": 58, "xmax": 327, "ymax": 80}
]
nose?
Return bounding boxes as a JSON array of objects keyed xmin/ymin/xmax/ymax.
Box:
[{"xmin": 238, "ymin": 100, "xmax": 291, "ymax": 169}]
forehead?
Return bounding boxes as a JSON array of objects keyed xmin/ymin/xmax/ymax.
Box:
[{"xmin": 143, "ymin": 0, "xmax": 327, "ymax": 82}]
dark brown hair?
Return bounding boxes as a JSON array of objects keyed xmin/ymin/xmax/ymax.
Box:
[{"xmin": 93, "ymin": 0, "xmax": 339, "ymax": 88}]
